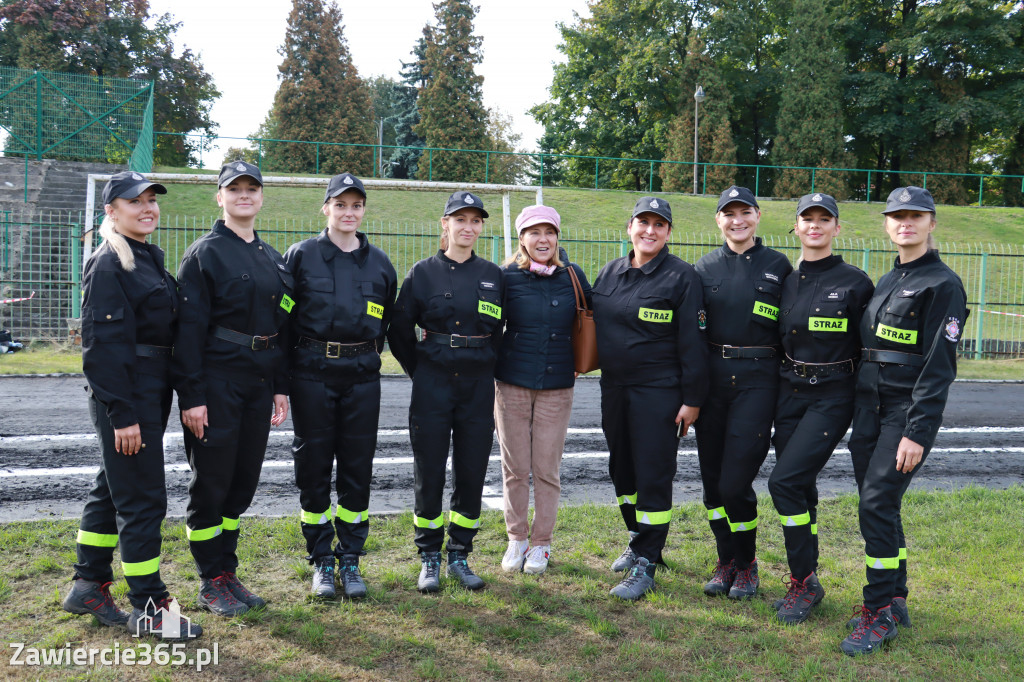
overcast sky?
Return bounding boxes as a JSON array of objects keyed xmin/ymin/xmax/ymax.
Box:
[{"xmin": 146, "ymin": 0, "xmax": 592, "ymax": 168}]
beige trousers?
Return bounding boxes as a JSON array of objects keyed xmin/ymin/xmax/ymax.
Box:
[{"xmin": 493, "ymin": 380, "xmax": 574, "ymax": 546}]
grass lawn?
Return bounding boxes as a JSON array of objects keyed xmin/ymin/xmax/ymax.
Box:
[
  {"xmin": 2, "ymin": 346, "xmax": 1022, "ymax": 381},
  {"xmin": 1, "ymin": 488, "xmax": 1022, "ymax": 680}
]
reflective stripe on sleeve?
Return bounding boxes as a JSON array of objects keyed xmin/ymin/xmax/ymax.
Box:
[
  {"xmin": 221, "ymin": 517, "xmax": 240, "ymax": 531},
  {"xmin": 336, "ymin": 505, "xmax": 368, "ymax": 524},
  {"xmin": 300, "ymin": 507, "xmax": 332, "ymax": 525},
  {"xmin": 811, "ymin": 523, "xmax": 818, "ymax": 535},
  {"xmin": 449, "ymin": 511, "xmax": 481, "ymax": 529},
  {"xmin": 186, "ymin": 525, "xmax": 222, "ymax": 542},
  {"xmin": 636, "ymin": 509, "xmax": 672, "ymax": 525},
  {"xmin": 76, "ymin": 530, "xmax": 118, "ymax": 548},
  {"xmin": 729, "ymin": 516, "xmax": 758, "ymax": 532},
  {"xmin": 707, "ymin": 506, "xmax": 728, "ymax": 521},
  {"xmin": 616, "ymin": 492, "xmax": 638, "ymax": 506},
  {"xmin": 779, "ymin": 511, "xmax": 811, "ymax": 527},
  {"xmin": 413, "ymin": 513, "xmax": 444, "ymax": 530},
  {"xmin": 122, "ymin": 556, "xmax": 160, "ymax": 577},
  {"xmin": 866, "ymin": 554, "xmax": 900, "ymax": 570},
  {"xmin": 899, "ymin": 547, "xmax": 907, "ymax": 561}
]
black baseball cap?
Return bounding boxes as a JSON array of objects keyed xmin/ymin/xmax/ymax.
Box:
[
  {"xmin": 717, "ymin": 185, "xmax": 759, "ymax": 212},
  {"xmin": 883, "ymin": 186, "xmax": 935, "ymax": 214},
  {"xmin": 102, "ymin": 171, "xmax": 166, "ymax": 205},
  {"xmin": 631, "ymin": 196, "xmax": 672, "ymax": 224},
  {"xmin": 796, "ymin": 192, "xmax": 839, "ymax": 218},
  {"xmin": 324, "ymin": 173, "xmax": 366, "ymax": 203},
  {"xmin": 443, "ymin": 191, "xmax": 489, "ymax": 218},
  {"xmin": 218, "ymin": 160, "xmax": 263, "ymax": 188}
]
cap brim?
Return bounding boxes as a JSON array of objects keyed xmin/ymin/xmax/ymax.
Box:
[
  {"xmin": 717, "ymin": 199, "xmax": 758, "ymax": 211},
  {"xmin": 882, "ymin": 203, "xmax": 934, "ymax": 214},
  {"xmin": 106, "ymin": 181, "xmax": 167, "ymax": 203},
  {"xmin": 324, "ymin": 186, "xmax": 367, "ymax": 202},
  {"xmin": 219, "ymin": 173, "xmax": 263, "ymax": 187},
  {"xmin": 445, "ymin": 206, "xmax": 489, "ymax": 219},
  {"xmin": 517, "ymin": 216, "xmax": 560, "ymax": 233},
  {"xmin": 798, "ymin": 204, "xmax": 838, "ymax": 217},
  {"xmin": 631, "ymin": 209, "xmax": 672, "ymax": 223}
]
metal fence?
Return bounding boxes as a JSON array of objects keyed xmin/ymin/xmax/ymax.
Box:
[{"xmin": 2, "ymin": 211, "xmax": 1022, "ymax": 357}]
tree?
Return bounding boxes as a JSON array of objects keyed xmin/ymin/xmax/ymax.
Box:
[
  {"xmin": 771, "ymin": 0, "xmax": 851, "ymax": 199},
  {"xmin": 262, "ymin": 0, "xmax": 375, "ymax": 175},
  {"xmin": 386, "ymin": 37, "xmax": 427, "ymax": 179},
  {"xmin": 530, "ymin": 0, "xmax": 703, "ymax": 190},
  {"xmin": 0, "ymin": 0, "xmax": 219, "ymax": 167},
  {"xmin": 413, "ymin": 1, "xmax": 489, "ymax": 182},
  {"xmin": 484, "ymin": 108, "xmax": 528, "ymax": 184},
  {"xmin": 527, "ymin": 128, "xmax": 567, "ymax": 187},
  {"xmin": 660, "ymin": 34, "xmax": 737, "ymax": 194}
]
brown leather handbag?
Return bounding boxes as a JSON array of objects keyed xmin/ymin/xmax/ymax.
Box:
[{"xmin": 567, "ymin": 265, "xmax": 599, "ymax": 374}]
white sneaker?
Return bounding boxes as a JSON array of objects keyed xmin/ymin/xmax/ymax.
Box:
[
  {"xmin": 523, "ymin": 545, "xmax": 550, "ymax": 575},
  {"xmin": 501, "ymin": 539, "xmax": 529, "ymax": 572}
]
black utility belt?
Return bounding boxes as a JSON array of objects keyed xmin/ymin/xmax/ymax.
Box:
[
  {"xmin": 783, "ymin": 354, "xmax": 855, "ymax": 381},
  {"xmin": 213, "ymin": 326, "xmax": 278, "ymax": 351},
  {"xmin": 297, "ymin": 336, "xmax": 376, "ymax": 359},
  {"xmin": 136, "ymin": 344, "xmax": 172, "ymax": 358},
  {"xmin": 710, "ymin": 342, "xmax": 780, "ymax": 359},
  {"xmin": 861, "ymin": 348, "xmax": 924, "ymax": 367},
  {"xmin": 422, "ymin": 330, "xmax": 491, "ymax": 348}
]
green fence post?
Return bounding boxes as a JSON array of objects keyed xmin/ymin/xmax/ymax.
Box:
[
  {"xmin": 23, "ymin": 155, "xmax": 29, "ymax": 203},
  {"xmin": 492, "ymin": 235, "xmax": 500, "ymax": 263},
  {"xmin": 595, "ymin": 158, "xmax": 600, "ymax": 190},
  {"xmin": 648, "ymin": 160, "xmax": 654, "ymax": 192},
  {"xmin": 316, "ymin": 143, "xmax": 320, "ymax": 175},
  {"xmin": 539, "ymin": 154, "xmax": 544, "ymax": 187},
  {"xmin": 485, "ymin": 152, "xmax": 490, "ymax": 184},
  {"xmin": 429, "ymin": 149, "xmax": 433, "ymax": 181},
  {"xmin": 755, "ymin": 166, "xmax": 761, "ymax": 197},
  {"xmin": 922, "ymin": 173, "xmax": 928, "ymax": 189},
  {"xmin": 258, "ymin": 140, "xmax": 263, "ymax": 170},
  {"xmin": 702, "ymin": 165, "xmax": 707, "ymax": 194},
  {"xmin": 811, "ymin": 168, "xmax": 816, "ymax": 193},
  {"xmin": 35, "ymin": 71, "xmax": 42, "ymax": 160},
  {"xmin": 975, "ymin": 252, "xmax": 987, "ymax": 359},
  {"xmin": 620, "ymin": 239, "xmax": 629, "ymax": 258},
  {"xmin": 862, "ymin": 247, "xmax": 870, "ymax": 273},
  {"xmin": 978, "ymin": 176, "xmax": 984, "ymax": 207},
  {"xmin": 71, "ymin": 223, "xmax": 82, "ymax": 318},
  {"xmin": 866, "ymin": 170, "xmax": 872, "ymax": 203},
  {"xmin": 2, "ymin": 211, "xmax": 9, "ymax": 270}
]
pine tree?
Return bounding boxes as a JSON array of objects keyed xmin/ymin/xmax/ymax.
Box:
[
  {"xmin": 772, "ymin": 0, "xmax": 850, "ymax": 199},
  {"xmin": 263, "ymin": 0, "xmax": 375, "ymax": 175},
  {"xmin": 660, "ymin": 35, "xmax": 737, "ymax": 194},
  {"xmin": 413, "ymin": 0, "xmax": 489, "ymax": 182},
  {"xmin": 388, "ymin": 36, "xmax": 428, "ymax": 179}
]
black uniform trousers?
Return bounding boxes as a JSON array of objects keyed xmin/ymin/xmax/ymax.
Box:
[
  {"xmin": 601, "ymin": 381, "xmax": 681, "ymax": 563},
  {"xmin": 75, "ymin": 368, "xmax": 172, "ymax": 609},
  {"xmin": 768, "ymin": 388, "xmax": 853, "ymax": 581},
  {"xmin": 695, "ymin": 382, "xmax": 776, "ymax": 567},
  {"xmin": 291, "ymin": 375, "xmax": 380, "ymax": 560},
  {"xmin": 184, "ymin": 371, "xmax": 273, "ymax": 579},
  {"xmin": 410, "ymin": 365, "xmax": 494, "ymax": 554},
  {"xmin": 848, "ymin": 397, "xmax": 928, "ymax": 609}
]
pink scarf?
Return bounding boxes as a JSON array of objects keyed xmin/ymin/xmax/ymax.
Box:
[{"xmin": 529, "ymin": 260, "xmax": 557, "ymax": 276}]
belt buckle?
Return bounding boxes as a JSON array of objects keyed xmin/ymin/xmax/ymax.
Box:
[
  {"xmin": 450, "ymin": 334, "xmax": 467, "ymax": 348},
  {"xmin": 794, "ymin": 363, "xmax": 807, "ymax": 378},
  {"xmin": 251, "ymin": 335, "xmax": 269, "ymax": 351},
  {"xmin": 721, "ymin": 344, "xmax": 733, "ymax": 359},
  {"xmin": 325, "ymin": 341, "xmax": 341, "ymax": 359}
]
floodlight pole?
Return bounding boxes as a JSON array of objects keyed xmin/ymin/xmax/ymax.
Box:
[{"xmin": 693, "ymin": 85, "xmax": 706, "ymax": 196}]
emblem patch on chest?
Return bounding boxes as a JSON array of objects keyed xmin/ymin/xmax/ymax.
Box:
[
  {"xmin": 367, "ymin": 301, "xmax": 384, "ymax": 319},
  {"xmin": 639, "ymin": 308, "xmax": 673, "ymax": 323},
  {"xmin": 753, "ymin": 301, "xmax": 779, "ymax": 321},
  {"xmin": 478, "ymin": 300, "xmax": 501, "ymax": 319},
  {"xmin": 697, "ymin": 309, "xmax": 707, "ymax": 330},
  {"xmin": 479, "ymin": 280, "xmax": 497, "ymax": 290},
  {"xmin": 944, "ymin": 317, "xmax": 961, "ymax": 343},
  {"xmin": 280, "ymin": 294, "xmax": 295, "ymax": 313}
]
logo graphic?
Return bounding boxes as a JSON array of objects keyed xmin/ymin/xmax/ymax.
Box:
[
  {"xmin": 826, "ymin": 291, "xmax": 841, "ymax": 300},
  {"xmin": 697, "ymin": 309, "xmax": 707, "ymax": 330},
  {"xmin": 343, "ymin": 176, "xmax": 353, "ymax": 184},
  {"xmin": 729, "ymin": 189, "xmax": 739, "ymax": 197},
  {"xmin": 763, "ymin": 272, "xmax": 779, "ymax": 283},
  {"xmin": 812, "ymin": 193, "xmax": 822, "ymax": 201},
  {"xmin": 132, "ymin": 173, "xmax": 144, "ymax": 181},
  {"xmin": 898, "ymin": 188, "xmax": 913, "ymax": 203},
  {"xmin": 650, "ymin": 199, "xmax": 659, "ymax": 208},
  {"xmin": 236, "ymin": 163, "xmax": 246, "ymax": 172},
  {"xmin": 132, "ymin": 597, "xmax": 193, "ymax": 639},
  {"xmin": 944, "ymin": 317, "xmax": 961, "ymax": 343},
  {"xmin": 464, "ymin": 194, "xmax": 474, "ymax": 204}
]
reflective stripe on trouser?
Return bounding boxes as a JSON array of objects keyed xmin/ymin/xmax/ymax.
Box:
[
  {"xmin": 769, "ymin": 389, "xmax": 854, "ymax": 580},
  {"xmin": 849, "ymin": 401, "xmax": 930, "ymax": 609},
  {"xmin": 291, "ymin": 377, "xmax": 380, "ymax": 559},
  {"xmin": 601, "ymin": 381, "xmax": 681, "ymax": 563},
  {"xmin": 409, "ymin": 366, "xmax": 493, "ymax": 554},
  {"xmin": 74, "ymin": 374, "xmax": 172, "ymax": 609},
  {"xmin": 696, "ymin": 383, "xmax": 776, "ymax": 566},
  {"xmin": 185, "ymin": 374, "xmax": 273, "ymax": 579}
]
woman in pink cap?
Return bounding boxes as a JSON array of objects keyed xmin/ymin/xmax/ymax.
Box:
[{"xmin": 494, "ymin": 204, "xmax": 591, "ymax": 575}]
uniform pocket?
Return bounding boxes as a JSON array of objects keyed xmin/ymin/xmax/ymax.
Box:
[
  {"xmin": 303, "ymin": 276, "xmax": 333, "ymax": 293},
  {"xmin": 876, "ymin": 292, "xmax": 922, "ymax": 348},
  {"xmin": 478, "ymin": 286, "xmax": 502, "ymax": 323},
  {"xmin": 809, "ymin": 292, "xmax": 851, "ymax": 339},
  {"xmin": 90, "ymin": 306, "xmax": 127, "ymax": 343},
  {"xmin": 751, "ymin": 279, "xmax": 782, "ymax": 327}
]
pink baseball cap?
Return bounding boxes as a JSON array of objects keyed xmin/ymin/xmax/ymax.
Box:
[{"xmin": 515, "ymin": 204, "xmax": 561, "ymax": 235}]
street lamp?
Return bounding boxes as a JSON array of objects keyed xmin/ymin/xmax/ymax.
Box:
[{"xmin": 693, "ymin": 85, "xmax": 706, "ymax": 195}]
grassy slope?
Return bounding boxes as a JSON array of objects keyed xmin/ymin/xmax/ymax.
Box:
[{"xmin": 1, "ymin": 489, "xmax": 1022, "ymax": 680}]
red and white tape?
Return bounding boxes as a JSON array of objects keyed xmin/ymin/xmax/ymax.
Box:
[
  {"xmin": 0, "ymin": 291, "xmax": 35, "ymax": 305},
  {"xmin": 981, "ymin": 309, "xmax": 1024, "ymax": 319}
]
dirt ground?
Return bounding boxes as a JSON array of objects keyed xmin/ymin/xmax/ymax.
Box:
[{"xmin": 1, "ymin": 376, "xmax": 1021, "ymax": 523}]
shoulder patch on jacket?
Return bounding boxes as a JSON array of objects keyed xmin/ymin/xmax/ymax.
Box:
[{"xmin": 944, "ymin": 317, "xmax": 962, "ymax": 343}]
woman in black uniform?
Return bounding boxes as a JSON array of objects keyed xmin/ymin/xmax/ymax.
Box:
[
  {"xmin": 592, "ymin": 196, "xmax": 708, "ymax": 601},
  {"xmin": 174, "ymin": 161, "xmax": 293, "ymax": 617},
  {"xmin": 284, "ymin": 173, "xmax": 397, "ymax": 599},
  {"xmin": 840, "ymin": 186, "xmax": 968, "ymax": 656},
  {"xmin": 769, "ymin": 193, "xmax": 873, "ymax": 624},
  {"xmin": 387, "ymin": 191, "xmax": 504, "ymax": 593},
  {"xmin": 694, "ymin": 186, "xmax": 792, "ymax": 600},
  {"xmin": 64, "ymin": 172, "xmax": 200, "ymax": 640}
]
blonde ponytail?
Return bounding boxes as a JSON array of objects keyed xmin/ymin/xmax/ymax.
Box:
[{"xmin": 99, "ymin": 215, "xmax": 136, "ymax": 272}]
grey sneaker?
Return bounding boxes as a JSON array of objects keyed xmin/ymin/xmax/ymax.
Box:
[
  {"xmin": 446, "ymin": 551, "xmax": 485, "ymax": 590},
  {"xmin": 339, "ymin": 555, "xmax": 367, "ymax": 599},
  {"xmin": 611, "ymin": 546, "xmax": 637, "ymax": 573},
  {"xmin": 311, "ymin": 557, "xmax": 336, "ymax": 599},
  {"xmin": 223, "ymin": 571, "xmax": 266, "ymax": 608},
  {"xmin": 703, "ymin": 560, "xmax": 736, "ymax": 596},
  {"xmin": 728, "ymin": 561, "xmax": 759, "ymax": 600},
  {"xmin": 128, "ymin": 597, "xmax": 203, "ymax": 640},
  {"xmin": 197, "ymin": 575, "xmax": 249, "ymax": 617},
  {"xmin": 840, "ymin": 605, "xmax": 898, "ymax": 656},
  {"xmin": 62, "ymin": 579, "xmax": 129, "ymax": 627},
  {"xmin": 776, "ymin": 572, "xmax": 825, "ymax": 624},
  {"xmin": 847, "ymin": 596, "xmax": 911, "ymax": 629},
  {"xmin": 418, "ymin": 551, "xmax": 442, "ymax": 593},
  {"xmin": 609, "ymin": 556, "xmax": 655, "ymax": 601}
]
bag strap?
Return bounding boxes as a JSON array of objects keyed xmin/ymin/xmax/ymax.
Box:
[{"xmin": 567, "ymin": 264, "xmax": 587, "ymax": 312}]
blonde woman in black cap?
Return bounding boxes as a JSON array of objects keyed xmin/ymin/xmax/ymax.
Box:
[
  {"xmin": 768, "ymin": 193, "xmax": 873, "ymax": 625},
  {"xmin": 694, "ymin": 186, "xmax": 792, "ymax": 600},
  {"xmin": 63, "ymin": 172, "xmax": 200, "ymax": 639},
  {"xmin": 840, "ymin": 186, "xmax": 968, "ymax": 656},
  {"xmin": 591, "ymin": 196, "xmax": 709, "ymax": 600},
  {"xmin": 283, "ymin": 173, "xmax": 397, "ymax": 599},
  {"xmin": 174, "ymin": 161, "xmax": 293, "ymax": 617},
  {"xmin": 387, "ymin": 191, "xmax": 503, "ymax": 593}
]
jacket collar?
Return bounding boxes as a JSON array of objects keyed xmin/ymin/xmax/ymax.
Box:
[
  {"xmin": 611, "ymin": 244, "xmax": 669, "ymax": 276},
  {"xmin": 798, "ymin": 254, "xmax": 843, "ymax": 273},
  {"xmin": 895, "ymin": 249, "xmax": 940, "ymax": 270},
  {"xmin": 317, "ymin": 229, "xmax": 369, "ymax": 265},
  {"xmin": 722, "ymin": 236, "xmax": 764, "ymax": 256}
]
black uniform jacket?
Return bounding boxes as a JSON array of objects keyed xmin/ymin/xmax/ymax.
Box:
[
  {"xmin": 856, "ymin": 250, "xmax": 969, "ymax": 450},
  {"xmin": 387, "ymin": 250, "xmax": 504, "ymax": 378},
  {"xmin": 82, "ymin": 239, "xmax": 178, "ymax": 429},
  {"xmin": 695, "ymin": 237, "xmax": 793, "ymax": 387},
  {"xmin": 779, "ymin": 255, "xmax": 874, "ymax": 393},
  {"xmin": 174, "ymin": 221, "xmax": 293, "ymax": 410},
  {"xmin": 592, "ymin": 246, "xmax": 709, "ymax": 405},
  {"xmin": 284, "ymin": 230, "xmax": 397, "ymax": 381},
  {"xmin": 494, "ymin": 253, "xmax": 592, "ymax": 390}
]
